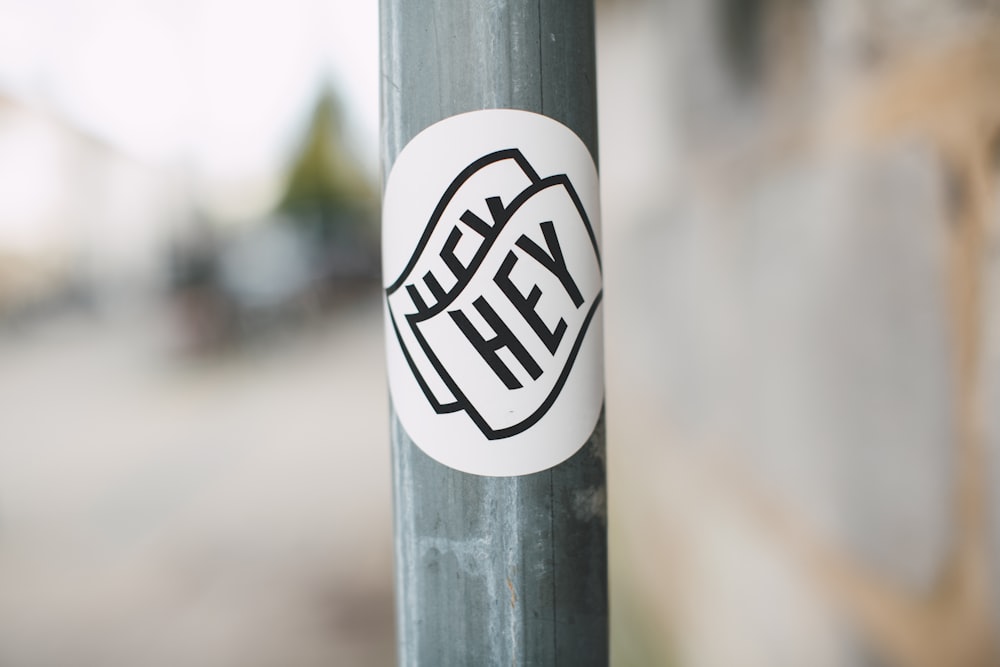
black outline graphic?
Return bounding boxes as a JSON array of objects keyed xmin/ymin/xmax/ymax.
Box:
[{"xmin": 386, "ymin": 149, "xmax": 602, "ymax": 440}]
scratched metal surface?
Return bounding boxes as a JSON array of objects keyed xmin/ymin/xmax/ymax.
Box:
[{"xmin": 379, "ymin": 1, "xmax": 607, "ymax": 665}]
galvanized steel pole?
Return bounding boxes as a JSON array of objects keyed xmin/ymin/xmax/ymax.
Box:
[{"xmin": 379, "ymin": 2, "xmax": 607, "ymax": 665}]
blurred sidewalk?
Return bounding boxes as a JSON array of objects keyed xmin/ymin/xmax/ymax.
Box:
[{"xmin": 0, "ymin": 291, "xmax": 395, "ymax": 667}]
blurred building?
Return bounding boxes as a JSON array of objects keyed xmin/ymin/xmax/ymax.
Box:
[{"xmin": 0, "ymin": 93, "xmax": 189, "ymax": 317}]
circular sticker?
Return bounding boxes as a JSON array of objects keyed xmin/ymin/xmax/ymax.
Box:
[{"xmin": 382, "ymin": 109, "xmax": 604, "ymax": 477}]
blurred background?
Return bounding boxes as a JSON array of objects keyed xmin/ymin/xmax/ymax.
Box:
[{"xmin": 0, "ymin": 0, "xmax": 998, "ymax": 666}]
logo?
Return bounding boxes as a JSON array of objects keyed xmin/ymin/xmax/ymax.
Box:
[{"xmin": 383, "ymin": 110, "xmax": 603, "ymax": 476}]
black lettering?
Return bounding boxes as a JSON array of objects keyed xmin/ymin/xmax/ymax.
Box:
[
  {"xmin": 406, "ymin": 284, "xmax": 428, "ymax": 313},
  {"xmin": 449, "ymin": 296, "xmax": 542, "ymax": 389},
  {"xmin": 440, "ymin": 226, "xmax": 467, "ymax": 279},
  {"xmin": 460, "ymin": 196, "xmax": 508, "ymax": 236},
  {"xmin": 423, "ymin": 270, "xmax": 446, "ymax": 300},
  {"xmin": 494, "ymin": 251, "xmax": 566, "ymax": 354},
  {"xmin": 419, "ymin": 197, "xmax": 514, "ymax": 310},
  {"xmin": 459, "ymin": 209, "xmax": 492, "ymax": 237},
  {"xmin": 515, "ymin": 220, "xmax": 584, "ymax": 307}
]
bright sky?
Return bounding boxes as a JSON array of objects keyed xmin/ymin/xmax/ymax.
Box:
[{"xmin": 0, "ymin": 0, "xmax": 379, "ymax": 185}]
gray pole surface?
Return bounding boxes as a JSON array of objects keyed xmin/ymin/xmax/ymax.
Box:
[{"xmin": 380, "ymin": 2, "xmax": 607, "ymax": 665}]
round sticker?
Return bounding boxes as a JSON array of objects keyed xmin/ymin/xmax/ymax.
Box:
[{"xmin": 382, "ymin": 109, "xmax": 604, "ymax": 477}]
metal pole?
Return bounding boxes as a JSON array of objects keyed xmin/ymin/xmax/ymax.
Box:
[{"xmin": 380, "ymin": 2, "xmax": 607, "ymax": 666}]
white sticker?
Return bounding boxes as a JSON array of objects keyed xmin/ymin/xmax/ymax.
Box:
[{"xmin": 382, "ymin": 109, "xmax": 604, "ymax": 477}]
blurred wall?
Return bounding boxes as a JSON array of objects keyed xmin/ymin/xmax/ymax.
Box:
[{"xmin": 600, "ymin": 1, "xmax": 1000, "ymax": 666}]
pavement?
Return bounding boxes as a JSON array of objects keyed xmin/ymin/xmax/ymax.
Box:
[{"xmin": 0, "ymin": 291, "xmax": 396, "ymax": 667}]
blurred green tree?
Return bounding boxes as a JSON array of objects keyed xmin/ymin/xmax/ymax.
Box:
[{"xmin": 277, "ymin": 85, "xmax": 376, "ymax": 247}]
